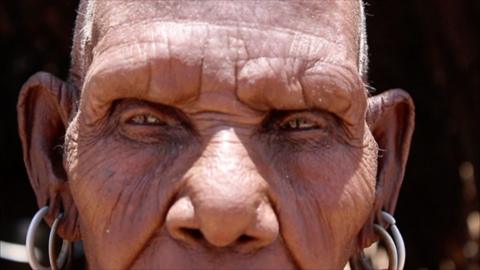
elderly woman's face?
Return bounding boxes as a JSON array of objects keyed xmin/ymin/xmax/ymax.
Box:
[{"xmin": 18, "ymin": 1, "xmax": 414, "ymax": 269}]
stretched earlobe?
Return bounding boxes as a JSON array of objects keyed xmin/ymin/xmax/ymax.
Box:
[
  {"xmin": 357, "ymin": 89, "xmax": 415, "ymax": 249},
  {"xmin": 17, "ymin": 71, "xmax": 80, "ymax": 240}
]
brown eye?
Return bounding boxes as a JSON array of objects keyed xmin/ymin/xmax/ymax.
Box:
[
  {"xmin": 280, "ymin": 118, "xmax": 319, "ymax": 131},
  {"xmin": 127, "ymin": 114, "xmax": 164, "ymax": 125}
]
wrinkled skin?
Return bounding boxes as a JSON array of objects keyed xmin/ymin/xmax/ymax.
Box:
[{"xmin": 17, "ymin": 1, "xmax": 415, "ymax": 269}]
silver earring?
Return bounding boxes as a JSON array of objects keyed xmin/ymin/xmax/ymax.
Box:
[
  {"xmin": 373, "ymin": 211, "xmax": 406, "ymax": 270},
  {"xmin": 26, "ymin": 206, "xmax": 72, "ymax": 270}
]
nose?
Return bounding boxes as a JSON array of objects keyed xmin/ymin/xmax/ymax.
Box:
[
  {"xmin": 166, "ymin": 196, "xmax": 278, "ymax": 251},
  {"xmin": 166, "ymin": 129, "xmax": 279, "ymax": 252}
]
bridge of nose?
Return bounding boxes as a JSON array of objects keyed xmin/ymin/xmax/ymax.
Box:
[
  {"xmin": 188, "ymin": 127, "xmax": 264, "ymax": 195},
  {"xmin": 184, "ymin": 128, "xmax": 267, "ymax": 246}
]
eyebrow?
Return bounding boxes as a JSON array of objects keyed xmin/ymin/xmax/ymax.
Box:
[
  {"xmin": 83, "ymin": 56, "xmax": 366, "ymax": 130},
  {"xmin": 82, "ymin": 42, "xmax": 203, "ymax": 109},
  {"xmin": 236, "ymin": 59, "xmax": 367, "ymax": 126},
  {"xmin": 81, "ymin": 22, "xmax": 366, "ymax": 126}
]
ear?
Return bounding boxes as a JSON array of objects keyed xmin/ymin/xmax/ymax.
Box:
[
  {"xmin": 360, "ymin": 89, "xmax": 415, "ymax": 247},
  {"xmin": 17, "ymin": 72, "xmax": 80, "ymax": 240}
]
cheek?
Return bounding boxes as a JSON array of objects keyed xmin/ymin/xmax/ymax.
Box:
[
  {"xmin": 70, "ymin": 135, "xmax": 164, "ymax": 221},
  {"xmin": 66, "ymin": 134, "xmax": 196, "ymax": 269},
  {"xmin": 296, "ymin": 144, "xmax": 377, "ymax": 214},
  {"xmin": 271, "ymin": 141, "xmax": 377, "ymax": 268}
]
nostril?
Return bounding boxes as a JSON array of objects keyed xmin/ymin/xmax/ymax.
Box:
[
  {"xmin": 166, "ymin": 196, "xmax": 279, "ymax": 251},
  {"xmin": 236, "ymin": 234, "xmax": 257, "ymax": 245},
  {"xmin": 180, "ymin": 228, "xmax": 204, "ymax": 241}
]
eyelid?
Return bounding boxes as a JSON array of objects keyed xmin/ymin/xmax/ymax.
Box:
[
  {"xmin": 118, "ymin": 104, "xmax": 178, "ymax": 127},
  {"xmin": 128, "ymin": 113, "xmax": 164, "ymax": 125},
  {"xmin": 122, "ymin": 109, "xmax": 162, "ymax": 122},
  {"xmin": 278, "ymin": 111, "xmax": 329, "ymax": 129}
]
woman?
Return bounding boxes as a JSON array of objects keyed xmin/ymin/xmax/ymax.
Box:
[{"xmin": 19, "ymin": 0, "xmax": 414, "ymax": 269}]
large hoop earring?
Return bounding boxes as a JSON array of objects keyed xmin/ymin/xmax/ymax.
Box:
[
  {"xmin": 26, "ymin": 206, "xmax": 72, "ymax": 270},
  {"xmin": 373, "ymin": 211, "xmax": 406, "ymax": 270}
]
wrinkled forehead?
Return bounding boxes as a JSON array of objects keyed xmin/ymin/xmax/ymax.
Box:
[
  {"xmin": 93, "ymin": 1, "xmax": 360, "ymax": 43},
  {"xmin": 73, "ymin": 1, "xmax": 362, "ymax": 84}
]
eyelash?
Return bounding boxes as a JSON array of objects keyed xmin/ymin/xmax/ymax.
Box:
[
  {"xmin": 264, "ymin": 110, "xmax": 329, "ymax": 133},
  {"xmin": 126, "ymin": 113, "xmax": 324, "ymax": 132},
  {"xmin": 279, "ymin": 118, "xmax": 320, "ymax": 131},
  {"xmin": 127, "ymin": 114, "xmax": 164, "ymax": 125},
  {"xmin": 119, "ymin": 110, "xmax": 188, "ymax": 145},
  {"xmin": 120, "ymin": 110, "xmax": 333, "ymax": 150},
  {"xmin": 125, "ymin": 111, "xmax": 327, "ymax": 134}
]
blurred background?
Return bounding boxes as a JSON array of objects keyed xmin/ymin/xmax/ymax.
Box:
[{"xmin": 1, "ymin": 0, "xmax": 478, "ymax": 269}]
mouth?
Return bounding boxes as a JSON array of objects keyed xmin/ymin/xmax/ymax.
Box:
[{"xmin": 127, "ymin": 231, "xmax": 298, "ymax": 270}]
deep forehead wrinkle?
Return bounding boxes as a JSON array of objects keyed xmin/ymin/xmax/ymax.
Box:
[
  {"xmin": 82, "ymin": 21, "xmax": 365, "ymax": 129},
  {"xmin": 74, "ymin": 0, "xmax": 361, "ymax": 82},
  {"xmin": 92, "ymin": 20, "xmax": 350, "ymax": 61}
]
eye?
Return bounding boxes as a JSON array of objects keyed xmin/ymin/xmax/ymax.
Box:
[
  {"xmin": 127, "ymin": 114, "xmax": 165, "ymax": 126},
  {"xmin": 262, "ymin": 110, "xmax": 330, "ymax": 133},
  {"xmin": 280, "ymin": 118, "xmax": 319, "ymax": 130}
]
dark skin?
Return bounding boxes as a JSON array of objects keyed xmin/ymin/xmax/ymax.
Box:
[{"xmin": 18, "ymin": 1, "xmax": 415, "ymax": 269}]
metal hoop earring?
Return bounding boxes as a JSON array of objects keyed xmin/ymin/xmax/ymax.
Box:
[
  {"xmin": 373, "ymin": 211, "xmax": 406, "ymax": 270},
  {"xmin": 26, "ymin": 206, "xmax": 72, "ymax": 270}
]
